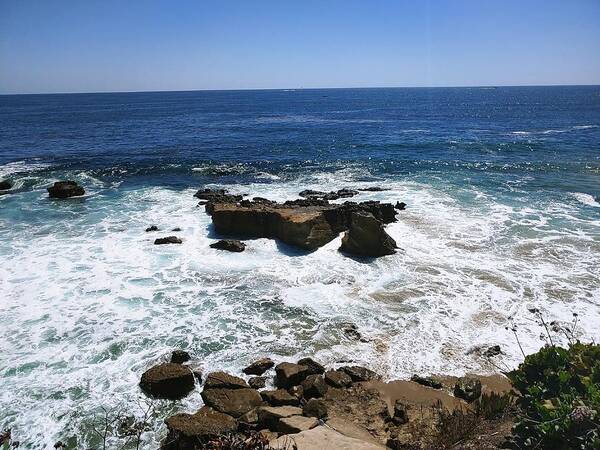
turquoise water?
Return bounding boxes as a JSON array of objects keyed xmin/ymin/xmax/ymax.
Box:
[{"xmin": 0, "ymin": 87, "xmax": 599, "ymax": 448}]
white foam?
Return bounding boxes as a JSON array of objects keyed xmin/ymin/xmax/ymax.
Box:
[{"xmin": 571, "ymin": 192, "xmax": 600, "ymax": 207}]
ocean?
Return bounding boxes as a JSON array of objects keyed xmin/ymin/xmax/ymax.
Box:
[{"xmin": 1, "ymin": 86, "xmax": 599, "ymax": 448}]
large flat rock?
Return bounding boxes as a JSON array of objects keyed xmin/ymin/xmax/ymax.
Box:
[{"xmin": 272, "ymin": 426, "xmax": 385, "ymax": 449}]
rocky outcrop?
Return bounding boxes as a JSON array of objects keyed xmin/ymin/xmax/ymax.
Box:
[
  {"xmin": 47, "ymin": 181, "xmax": 85, "ymax": 199},
  {"xmin": 154, "ymin": 236, "xmax": 182, "ymax": 245},
  {"xmin": 206, "ymin": 197, "xmax": 398, "ymax": 252},
  {"xmin": 243, "ymin": 358, "xmax": 275, "ymax": 376},
  {"xmin": 163, "ymin": 406, "xmax": 237, "ymax": 449},
  {"xmin": 209, "ymin": 239, "xmax": 246, "ymax": 252},
  {"xmin": 340, "ymin": 211, "xmax": 397, "ymax": 257},
  {"xmin": 0, "ymin": 180, "xmax": 12, "ymax": 190},
  {"xmin": 139, "ymin": 363, "xmax": 195, "ymax": 399}
]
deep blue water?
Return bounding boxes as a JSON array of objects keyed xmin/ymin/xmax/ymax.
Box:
[{"xmin": 1, "ymin": 87, "xmax": 599, "ymax": 449}]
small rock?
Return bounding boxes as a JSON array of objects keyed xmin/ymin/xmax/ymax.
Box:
[
  {"xmin": 171, "ymin": 227, "xmax": 182, "ymax": 232},
  {"xmin": 47, "ymin": 180, "xmax": 85, "ymax": 199},
  {"xmin": 274, "ymin": 362, "xmax": 311, "ymax": 389},
  {"xmin": 303, "ymin": 398, "xmax": 328, "ymax": 419},
  {"xmin": 483, "ymin": 345, "xmax": 502, "ymax": 357},
  {"xmin": 0, "ymin": 180, "xmax": 12, "ymax": 190},
  {"xmin": 277, "ymin": 415, "xmax": 319, "ymax": 434},
  {"xmin": 139, "ymin": 363, "xmax": 195, "ymax": 400},
  {"xmin": 257, "ymin": 405, "xmax": 303, "ymax": 429},
  {"xmin": 410, "ymin": 375, "xmax": 442, "ymax": 389},
  {"xmin": 340, "ymin": 322, "xmax": 362, "ymax": 341},
  {"xmin": 454, "ymin": 377, "xmax": 482, "ymax": 402},
  {"xmin": 261, "ymin": 389, "xmax": 299, "ymax": 406},
  {"xmin": 394, "ymin": 202, "xmax": 406, "ymax": 210},
  {"xmin": 170, "ymin": 350, "xmax": 190, "ymax": 364},
  {"xmin": 248, "ymin": 376, "xmax": 267, "ymax": 389},
  {"xmin": 340, "ymin": 366, "xmax": 379, "ymax": 382},
  {"xmin": 154, "ymin": 236, "xmax": 182, "ymax": 245},
  {"xmin": 204, "ymin": 371, "xmax": 249, "ymax": 390},
  {"xmin": 243, "ymin": 358, "xmax": 275, "ymax": 376},
  {"xmin": 163, "ymin": 406, "xmax": 237, "ymax": 448},
  {"xmin": 324, "ymin": 370, "xmax": 352, "ymax": 388},
  {"xmin": 145, "ymin": 225, "xmax": 159, "ymax": 232},
  {"xmin": 297, "ymin": 357, "xmax": 325, "ymax": 375},
  {"xmin": 200, "ymin": 388, "xmax": 263, "ymax": 418},
  {"xmin": 210, "ymin": 239, "xmax": 246, "ymax": 252},
  {"xmin": 301, "ymin": 374, "xmax": 328, "ymax": 399}
]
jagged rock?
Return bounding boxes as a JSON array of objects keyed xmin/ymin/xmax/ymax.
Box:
[
  {"xmin": 301, "ymin": 374, "xmax": 328, "ymax": 399},
  {"xmin": 324, "ymin": 370, "xmax": 352, "ymax": 388},
  {"xmin": 261, "ymin": 389, "xmax": 299, "ymax": 406},
  {"xmin": 394, "ymin": 201, "xmax": 406, "ymax": 210},
  {"xmin": 297, "ymin": 358, "xmax": 325, "ymax": 375},
  {"xmin": 257, "ymin": 405, "xmax": 303, "ymax": 429},
  {"xmin": 154, "ymin": 236, "xmax": 182, "ymax": 245},
  {"xmin": 275, "ymin": 362, "xmax": 311, "ymax": 389},
  {"xmin": 410, "ymin": 375, "xmax": 442, "ymax": 389},
  {"xmin": 0, "ymin": 180, "xmax": 12, "ymax": 190},
  {"xmin": 278, "ymin": 415, "xmax": 319, "ymax": 434},
  {"xmin": 454, "ymin": 377, "xmax": 482, "ymax": 402},
  {"xmin": 47, "ymin": 181, "xmax": 85, "ymax": 199},
  {"xmin": 340, "ymin": 366, "xmax": 379, "ymax": 382},
  {"xmin": 243, "ymin": 358, "xmax": 275, "ymax": 376},
  {"xmin": 163, "ymin": 406, "xmax": 237, "ymax": 449},
  {"xmin": 303, "ymin": 398, "xmax": 328, "ymax": 419},
  {"xmin": 146, "ymin": 225, "xmax": 159, "ymax": 232},
  {"xmin": 340, "ymin": 211, "xmax": 396, "ymax": 257},
  {"xmin": 204, "ymin": 371, "xmax": 249, "ymax": 390},
  {"xmin": 389, "ymin": 400, "xmax": 408, "ymax": 425},
  {"xmin": 248, "ymin": 376, "xmax": 267, "ymax": 389},
  {"xmin": 170, "ymin": 350, "xmax": 190, "ymax": 364},
  {"xmin": 200, "ymin": 388, "xmax": 262, "ymax": 418},
  {"xmin": 139, "ymin": 363, "xmax": 195, "ymax": 399},
  {"xmin": 209, "ymin": 239, "xmax": 246, "ymax": 252},
  {"xmin": 206, "ymin": 198, "xmax": 396, "ymax": 251}
]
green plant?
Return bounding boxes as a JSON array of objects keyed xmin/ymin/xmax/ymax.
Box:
[{"xmin": 506, "ymin": 342, "xmax": 600, "ymax": 450}]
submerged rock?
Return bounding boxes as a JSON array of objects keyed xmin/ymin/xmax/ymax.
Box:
[
  {"xmin": 243, "ymin": 358, "xmax": 275, "ymax": 376},
  {"xmin": 340, "ymin": 211, "xmax": 397, "ymax": 257},
  {"xmin": 0, "ymin": 180, "xmax": 13, "ymax": 190},
  {"xmin": 210, "ymin": 239, "xmax": 246, "ymax": 252},
  {"xmin": 163, "ymin": 406, "xmax": 237, "ymax": 449},
  {"xmin": 145, "ymin": 225, "xmax": 159, "ymax": 232},
  {"xmin": 47, "ymin": 181, "xmax": 85, "ymax": 199},
  {"xmin": 139, "ymin": 363, "xmax": 195, "ymax": 399},
  {"xmin": 154, "ymin": 236, "xmax": 182, "ymax": 245},
  {"xmin": 170, "ymin": 350, "xmax": 190, "ymax": 364}
]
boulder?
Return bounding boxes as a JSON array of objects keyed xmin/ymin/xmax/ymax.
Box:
[
  {"xmin": 210, "ymin": 239, "xmax": 246, "ymax": 252},
  {"xmin": 302, "ymin": 398, "xmax": 328, "ymax": 419},
  {"xmin": 454, "ymin": 377, "xmax": 482, "ymax": 402},
  {"xmin": 277, "ymin": 415, "xmax": 319, "ymax": 434},
  {"xmin": 243, "ymin": 358, "xmax": 275, "ymax": 376},
  {"xmin": 0, "ymin": 180, "xmax": 12, "ymax": 190},
  {"xmin": 297, "ymin": 358, "xmax": 325, "ymax": 375},
  {"xmin": 301, "ymin": 374, "xmax": 328, "ymax": 399},
  {"xmin": 139, "ymin": 363, "xmax": 195, "ymax": 399},
  {"xmin": 410, "ymin": 375, "xmax": 442, "ymax": 389},
  {"xmin": 261, "ymin": 389, "xmax": 299, "ymax": 406},
  {"xmin": 154, "ymin": 236, "xmax": 182, "ymax": 245},
  {"xmin": 203, "ymin": 371, "xmax": 249, "ymax": 390},
  {"xmin": 340, "ymin": 366, "xmax": 379, "ymax": 382},
  {"xmin": 340, "ymin": 211, "xmax": 396, "ymax": 257},
  {"xmin": 257, "ymin": 405, "xmax": 303, "ymax": 430},
  {"xmin": 170, "ymin": 350, "xmax": 190, "ymax": 364},
  {"xmin": 324, "ymin": 370, "xmax": 352, "ymax": 388},
  {"xmin": 272, "ymin": 426, "xmax": 385, "ymax": 450},
  {"xmin": 200, "ymin": 388, "xmax": 262, "ymax": 418},
  {"xmin": 248, "ymin": 376, "xmax": 267, "ymax": 389},
  {"xmin": 275, "ymin": 362, "xmax": 311, "ymax": 389},
  {"xmin": 47, "ymin": 181, "xmax": 85, "ymax": 199},
  {"xmin": 145, "ymin": 225, "xmax": 159, "ymax": 232},
  {"xmin": 163, "ymin": 406, "xmax": 237, "ymax": 449}
]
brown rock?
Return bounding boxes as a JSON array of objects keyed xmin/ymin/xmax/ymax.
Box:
[
  {"xmin": 410, "ymin": 374, "xmax": 442, "ymax": 389},
  {"xmin": 326, "ymin": 418, "xmax": 382, "ymax": 445},
  {"xmin": 297, "ymin": 357, "xmax": 325, "ymax": 375},
  {"xmin": 275, "ymin": 362, "xmax": 311, "ymax": 389},
  {"xmin": 248, "ymin": 376, "xmax": 267, "ymax": 389},
  {"xmin": 139, "ymin": 363, "xmax": 194, "ymax": 400},
  {"xmin": 324, "ymin": 370, "xmax": 352, "ymax": 388},
  {"xmin": 257, "ymin": 405, "xmax": 303, "ymax": 430},
  {"xmin": 261, "ymin": 389, "xmax": 299, "ymax": 406},
  {"xmin": 340, "ymin": 211, "xmax": 396, "ymax": 257},
  {"xmin": 301, "ymin": 374, "xmax": 328, "ymax": 399},
  {"xmin": 163, "ymin": 407, "xmax": 237, "ymax": 449},
  {"xmin": 47, "ymin": 181, "xmax": 85, "ymax": 199},
  {"xmin": 243, "ymin": 358, "xmax": 275, "ymax": 376},
  {"xmin": 278, "ymin": 415, "xmax": 319, "ymax": 434},
  {"xmin": 200, "ymin": 388, "xmax": 262, "ymax": 418},
  {"xmin": 302, "ymin": 398, "xmax": 328, "ymax": 419},
  {"xmin": 203, "ymin": 371, "xmax": 249, "ymax": 390},
  {"xmin": 340, "ymin": 366, "xmax": 379, "ymax": 382}
]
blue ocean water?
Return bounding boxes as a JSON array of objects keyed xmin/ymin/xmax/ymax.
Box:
[{"xmin": 1, "ymin": 87, "xmax": 599, "ymax": 448}]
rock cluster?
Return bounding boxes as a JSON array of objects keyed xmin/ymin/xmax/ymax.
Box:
[{"xmin": 47, "ymin": 181, "xmax": 85, "ymax": 199}]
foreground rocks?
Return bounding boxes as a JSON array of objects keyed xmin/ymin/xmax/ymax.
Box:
[
  {"xmin": 139, "ymin": 363, "xmax": 195, "ymax": 399},
  {"xmin": 47, "ymin": 181, "xmax": 85, "ymax": 199}
]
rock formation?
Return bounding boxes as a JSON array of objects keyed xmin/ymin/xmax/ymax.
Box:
[
  {"xmin": 47, "ymin": 181, "xmax": 85, "ymax": 199},
  {"xmin": 340, "ymin": 211, "xmax": 397, "ymax": 257}
]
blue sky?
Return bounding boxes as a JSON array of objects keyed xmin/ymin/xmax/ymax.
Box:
[{"xmin": 1, "ymin": 0, "xmax": 599, "ymax": 94}]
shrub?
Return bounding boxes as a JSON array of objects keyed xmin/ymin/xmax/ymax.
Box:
[{"xmin": 506, "ymin": 342, "xmax": 600, "ymax": 450}]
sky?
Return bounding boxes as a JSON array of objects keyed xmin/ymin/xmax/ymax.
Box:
[{"xmin": 1, "ymin": 0, "xmax": 599, "ymax": 94}]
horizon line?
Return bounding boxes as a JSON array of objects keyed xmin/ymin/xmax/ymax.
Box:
[{"xmin": 1, "ymin": 83, "xmax": 599, "ymax": 96}]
